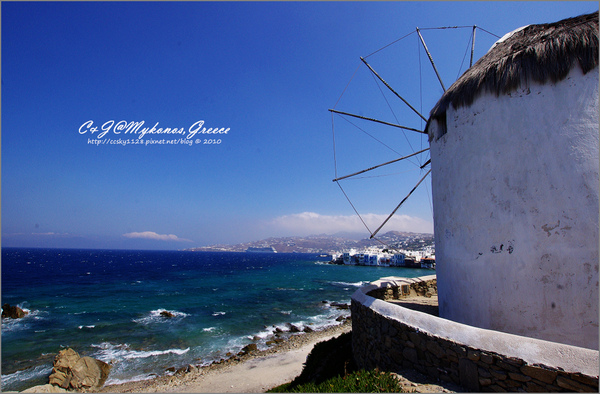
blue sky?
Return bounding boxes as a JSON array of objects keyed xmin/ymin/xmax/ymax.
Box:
[{"xmin": 2, "ymin": 1, "xmax": 597, "ymax": 250}]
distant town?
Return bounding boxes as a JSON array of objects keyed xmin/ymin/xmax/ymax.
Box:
[{"xmin": 186, "ymin": 231, "xmax": 434, "ymax": 256}]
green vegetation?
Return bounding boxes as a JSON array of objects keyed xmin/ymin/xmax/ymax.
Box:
[
  {"xmin": 269, "ymin": 369, "xmax": 404, "ymax": 393},
  {"xmin": 268, "ymin": 332, "xmax": 403, "ymax": 393}
]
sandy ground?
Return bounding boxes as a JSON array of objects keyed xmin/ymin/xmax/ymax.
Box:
[{"xmin": 94, "ymin": 295, "xmax": 460, "ymax": 393}]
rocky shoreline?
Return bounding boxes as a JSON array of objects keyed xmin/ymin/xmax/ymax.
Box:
[
  {"xmin": 16, "ymin": 296, "xmax": 461, "ymax": 393},
  {"xmin": 94, "ymin": 320, "xmax": 353, "ymax": 393}
]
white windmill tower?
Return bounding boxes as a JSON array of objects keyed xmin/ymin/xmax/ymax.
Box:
[
  {"xmin": 426, "ymin": 12, "xmax": 598, "ymax": 349},
  {"xmin": 332, "ymin": 12, "xmax": 598, "ymax": 350}
]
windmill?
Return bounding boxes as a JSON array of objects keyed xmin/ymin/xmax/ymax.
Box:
[{"xmin": 330, "ymin": 25, "xmax": 500, "ymax": 245}]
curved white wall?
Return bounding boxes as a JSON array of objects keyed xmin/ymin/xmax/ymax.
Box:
[{"xmin": 429, "ymin": 66, "xmax": 599, "ymax": 350}]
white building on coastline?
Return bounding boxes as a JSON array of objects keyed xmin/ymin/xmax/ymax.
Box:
[{"xmin": 338, "ymin": 247, "xmax": 433, "ymax": 268}]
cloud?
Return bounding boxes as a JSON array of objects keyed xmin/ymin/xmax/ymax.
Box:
[
  {"xmin": 29, "ymin": 232, "xmax": 71, "ymax": 237},
  {"xmin": 268, "ymin": 212, "xmax": 433, "ymax": 236},
  {"xmin": 122, "ymin": 231, "xmax": 192, "ymax": 242}
]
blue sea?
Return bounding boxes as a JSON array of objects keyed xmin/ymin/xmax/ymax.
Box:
[{"xmin": 1, "ymin": 248, "xmax": 431, "ymax": 391}]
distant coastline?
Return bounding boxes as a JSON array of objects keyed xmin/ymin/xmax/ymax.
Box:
[
  {"xmin": 186, "ymin": 231, "xmax": 434, "ymax": 254},
  {"xmin": 246, "ymin": 246, "xmax": 277, "ymax": 253}
]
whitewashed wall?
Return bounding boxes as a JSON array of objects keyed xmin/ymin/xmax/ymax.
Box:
[{"xmin": 429, "ymin": 66, "xmax": 599, "ymax": 350}]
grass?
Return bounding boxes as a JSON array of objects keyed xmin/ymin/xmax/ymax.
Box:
[
  {"xmin": 268, "ymin": 332, "xmax": 404, "ymax": 393},
  {"xmin": 269, "ymin": 369, "xmax": 404, "ymax": 393}
]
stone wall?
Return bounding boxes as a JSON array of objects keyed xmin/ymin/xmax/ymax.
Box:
[
  {"xmin": 366, "ymin": 277, "xmax": 437, "ymax": 300},
  {"xmin": 351, "ymin": 276, "xmax": 599, "ymax": 392}
]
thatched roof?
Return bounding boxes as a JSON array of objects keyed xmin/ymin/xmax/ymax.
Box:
[{"xmin": 427, "ymin": 11, "xmax": 598, "ymax": 134}]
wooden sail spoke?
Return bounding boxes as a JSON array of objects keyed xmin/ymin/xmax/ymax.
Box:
[
  {"xmin": 359, "ymin": 57, "xmax": 428, "ymax": 122},
  {"xmin": 332, "ymin": 148, "xmax": 429, "ymax": 182},
  {"xmin": 328, "ymin": 109, "xmax": 425, "ymax": 134},
  {"xmin": 470, "ymin": 26, "xmax": 477, "ymax": 67},
  {"xmin": 416, "ymin": 28, "xmax": 446, "ymax": 92},
  {"xmin": 370, "ymin": 169, "xmax": 432, "ymax": 239}
]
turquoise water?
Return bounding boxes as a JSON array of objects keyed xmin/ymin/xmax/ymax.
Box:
[{"xmin": 1, "ymin": 248, "xmax": 430, "ymax": 391}]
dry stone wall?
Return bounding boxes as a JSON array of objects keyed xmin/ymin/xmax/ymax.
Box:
[{"xmin": 351, "ymin": 276, "xmax": 599, "ymax": 392}]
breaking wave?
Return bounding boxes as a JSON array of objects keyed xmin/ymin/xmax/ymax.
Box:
[
  {"xmin": 132, "ymin": 309, "xmax": 189, "ymax": 325},
  {"xmin": 91, "ymin": 342, "xmax": 190, "ymax": 361},
  {"xmin": 328, "ymin": 280, "xmax": 368, "ymax": 288},
  {"xmin": 1, "ymin": 364, "xmax": 52, "ymax": 390}
]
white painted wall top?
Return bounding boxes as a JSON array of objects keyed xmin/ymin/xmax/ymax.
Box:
[{"xmin": 352, "ymin": 276, "xmax": 599, "ymax": 376}]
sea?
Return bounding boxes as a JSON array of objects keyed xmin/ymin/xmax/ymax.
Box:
[{"xmin": 1, "ymin": 248, "xmax": 431, "ymax": 391}]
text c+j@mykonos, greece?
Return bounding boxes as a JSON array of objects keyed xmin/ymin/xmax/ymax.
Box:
[{"xmin": 79, "ymin": 120, "xmax": 229, "ymax": 140}]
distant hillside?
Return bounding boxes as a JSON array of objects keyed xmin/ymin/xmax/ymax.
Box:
[{"xmin": 186, "ymin": 231, "xmax": 433, "ymax": 254}]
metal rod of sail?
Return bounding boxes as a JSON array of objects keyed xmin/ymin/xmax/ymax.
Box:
[
  {"xmin": 470, "ymin": 26, "xmax": 476, "ymax": 67},
  {"xmin": 416, "ymin": 28, "xmax": 446, "ymax": 92},
  {"xmin": 370, "ymin": 169, "xmax": 432, "ymax": 239},
  {"xmin": 328, "ymin": 109, "xmax": 425, "ymax": 134},
  {"xmin": 333, "ymin": 148, "xmax": 430, "ymax": 182},
  {"xmin": 360, "ymin": 57, "xmax": 428, "ymax": 122}
]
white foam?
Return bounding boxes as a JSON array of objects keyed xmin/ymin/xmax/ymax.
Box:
[
  {"xmin": 132, "ymin": 309, "xmax": 189, "ymax": 325},
  {"xmin": 123, "ymin": 348, "xmax": 190, "ymax": 360},
  {"xmin": 1, "ymin": 364, "xmax": 52, "ymax": 390},
  {"xmin": 104, "ymin": 373, "xmax": 159, "ymax": 386},
  {"xmin": 90, "ymin": 342, "xmax": 190, "ymax": 362},
  {"xmin": 329, "ymin": 280, "xmax": 367, "ymax": 288},
  {"xmin": 1, "ymin": 307, "xmax": 46, "ymax": 332},
  {"xmin": 212, "ymin": 311, "xmax": 226, "ymax": 316}
]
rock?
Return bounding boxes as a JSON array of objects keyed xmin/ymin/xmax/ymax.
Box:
[
  {"xmin": 175, "ymin": 366, "xmax": 188, "ymax": 375},
  {"xmin": 160, "ymin": 311, "xmax": 176, "ymax": 318},
  {"xmin": 241, "ymin": 344, "xmax": 258, "ymax": 353},
  {"xmin": 22, "ymin": 384, "xmax": 68, "ymax": 393},
  {"xmin": 48, "ymin": 348, "xmax": 111, "ymax": 391},
  {"xmin": 287, "ymin": 323, "xmax": 301, "ymax": 332},
  {"xmin": 48, "ymin": 369, "xmax": 70, "ymax": 389},
  {"xmin": 459, "ymin": 358, "xmax": 480, "ymax": 392},
  {"xmin": 70, "ymin": 356, "xmax": 111, "ymax": 390},
  {"xmin": 556, "ymin": 375, "xmax": 596, "ymax": 392},
  {"xmin": 49, "ymin": 349, "xmax": 80, "ymax": 388},
  {"xmin": 330, "ymin": 302, "xmax": 349, "ymax": 310},
  {"xmin": 2, "ymin": 303, "xmax": 28, "ymax": 319},
  {"xmin": 303, "ymin": 326, "xmax": 314, "ymax": 333},
  {"xmin": 520, "ymin": 365, "xmax": 558, "ymax": 384}
]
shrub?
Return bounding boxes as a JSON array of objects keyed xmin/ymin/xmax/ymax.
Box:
[
  {"xmin": 268, "ymin": 333, "xmax": 403, "ymax": 393},
  {"xmin": 270, "ymin": 369, "xmax": 403, "ymax": 393}
]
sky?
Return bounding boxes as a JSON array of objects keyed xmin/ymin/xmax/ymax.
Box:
[{"xmin": 2, "ymin": 1, "xmax": 597, "ymax": 250}]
